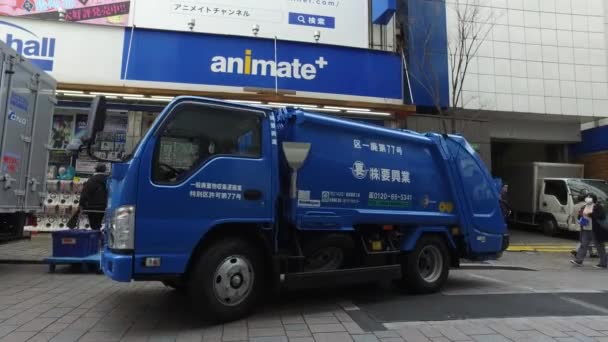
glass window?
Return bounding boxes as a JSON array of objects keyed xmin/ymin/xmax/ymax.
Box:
[
  {"xmin": 568, "ymin": 179, "xmax": 608, "ymax": 204},
  {"xmin": 152, "ymin": 103, "xmax": 261, "ymax": 184},
  {"xmin": 544, "ymin": 180, "xmax": 568, "ymax": 205}
]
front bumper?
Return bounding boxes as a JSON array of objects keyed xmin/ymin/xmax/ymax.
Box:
[{"xmin": 101, "ymin": 248, "xmax": 133, "ymax": 282}]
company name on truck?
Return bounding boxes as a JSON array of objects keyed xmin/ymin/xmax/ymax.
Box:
[
  {"xmin": 0, "ymin": 21, "xmax": 56, "ymax": 71},
  {"xmin": 210, "ymin": 49, "xmax": 328, "ymax": 80}
]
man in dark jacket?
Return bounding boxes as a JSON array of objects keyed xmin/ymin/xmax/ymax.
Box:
[{"xmin": 80, "ymin": 164, "xmax": 108, "ymax": 230}]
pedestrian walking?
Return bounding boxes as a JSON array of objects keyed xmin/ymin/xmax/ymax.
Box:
[
  {"xmin": 499, "ymin": 184, "xmax": 511, "ymax": 219},
  {"xmin": 571, "ymin": 194, "xmax": 587, "ymax": 258},
  {"xmin": 570, "ymin": 193, "xmax": 607, "ymax": 268},
  {"xmin": 79, "ymin": 163, "xmax": 108, "ymax": 230}
]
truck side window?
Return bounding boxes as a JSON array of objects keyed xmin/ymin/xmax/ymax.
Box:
[
  {"xmin": 544, "ymin": 180, "xmax": 568, "ymax": 205},
  {"xmin": 152, "ymin": 103, "xmax": 262, "ymax": 184}
]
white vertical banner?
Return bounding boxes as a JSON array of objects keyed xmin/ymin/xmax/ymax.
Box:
[{"xmin": 132, "ymin": 0, "xmax": 370, "ymax": 48}]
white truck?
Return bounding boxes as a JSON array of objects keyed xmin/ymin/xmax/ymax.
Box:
[
  {"xmin": 503, "ymin": 162, "xmax": 608, "ymax": 235},
  {"xmin": 0, "ymin": 40, "xmax": 56, "ymax": 241}
]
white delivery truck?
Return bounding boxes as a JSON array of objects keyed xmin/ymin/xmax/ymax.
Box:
[
  {"xmin": 503, "ymin": 162, "xmax": 608, "ymax": 235},
  {"xmin": 0, "ymin": 40, "xmax": 56, "ymax": 241}
]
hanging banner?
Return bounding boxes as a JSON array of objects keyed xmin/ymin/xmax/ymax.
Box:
[
  {"xmin": 0, "ymin": 0, "xmax": 131, "ymax": 26},
  {"xmin": 132, "ymin": 0, "xmax": 369, "ymax": 48}
]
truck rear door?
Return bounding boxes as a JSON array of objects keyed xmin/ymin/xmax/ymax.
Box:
[
  {"xmin": 446, "ymin": 138, "xmax": 505, "ymax": 254},
  {"xmin": 0, "ymin": 56, "xmax": 38, "ymax": 210}
]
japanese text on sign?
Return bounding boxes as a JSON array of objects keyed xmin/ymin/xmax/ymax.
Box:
[
  {"xmin": 351, "ymin": 161, "xmax": 411, "ymax": 184},
  {"xmin": 189, "ymin": 182, "xmax": 243, "ymax": 200},
  {"xmin": 65, "ymin": 2, "xmax": 130, "ymax": 21},
  {"xmin": 353, "ymin": 139, "xmax": 403, "ymax": 156},
  {"xmin": 321, "ymin": 191, "xmax": 360, "ymax": 204},
  {"xmin": 192, "ymin": 182, "xmax": 242, "ymax": 191},
  {"xmin": 288, "ymin": 12, "xmax": 336, "ymax": 28},
  {"xmin": 173, "ymin": 3, "xmax": 250, "ymax": 17}
]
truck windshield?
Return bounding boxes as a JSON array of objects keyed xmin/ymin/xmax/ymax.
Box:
[{"xmin": 567, "ymin": 179, "xmax": 608, "ymax": 204}]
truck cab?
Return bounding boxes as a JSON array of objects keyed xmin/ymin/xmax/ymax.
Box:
[
  {"xmin": 82, "ymin": 96, "xmax": 508, "ymax": 322},
  {"xmin": 540, "ymin": 178, "xmax": 608, "ymax": 233}
]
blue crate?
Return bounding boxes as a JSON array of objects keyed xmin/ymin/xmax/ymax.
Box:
[{"xmin": 52, "ymin": 230, "xmax": 101, "ymax": 258}]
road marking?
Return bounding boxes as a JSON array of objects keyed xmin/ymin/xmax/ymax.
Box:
[{"xmin": 558, "ymin": 296, "xmax": 608, "ymax": 315}]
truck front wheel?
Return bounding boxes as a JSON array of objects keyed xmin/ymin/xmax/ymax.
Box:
[
  {"xmin": 541, "ymin": 217, "xmax": 558, "ymax": 236},
  {"xmin": 188, "ymin": 238, "xmax": 264, "ymax": 322},
  {"xmin": 401, "ymin": 235, "xmax": 450, "ymax": 294}
]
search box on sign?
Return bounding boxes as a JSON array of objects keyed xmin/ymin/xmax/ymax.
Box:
[{"xmin": 288, "ymin": 12, "xmax": 335, "ymax": 28}]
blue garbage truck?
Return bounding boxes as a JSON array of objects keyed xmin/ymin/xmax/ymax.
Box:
[{"xmin": 80, "ymin": 96, "xmax": 508, "ymax": 322}]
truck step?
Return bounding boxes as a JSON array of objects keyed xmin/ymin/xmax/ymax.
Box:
[{"xmin": 282, "ymin": 264, "xmax": 401, "ymax": 290}]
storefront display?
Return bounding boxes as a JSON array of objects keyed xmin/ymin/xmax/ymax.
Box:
[{"xmin": 26, "ymin": 108, "xmax": 131, "ymax": 232}]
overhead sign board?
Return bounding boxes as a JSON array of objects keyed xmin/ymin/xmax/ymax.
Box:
[
  {"xmin": 132, "ymin": 0, "xmax": 369, "ymax": 48},
  {"xmin": 0, "ymin": 17, "xmax": 124, "ymax": 84},
  {"xmin": 121, "ymin": 28, "xmax": 402, "ymax": 101}
]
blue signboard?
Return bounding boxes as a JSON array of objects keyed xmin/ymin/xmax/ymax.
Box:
[{"xmin": 121, "ymin": 28, "xmax": 403, "ymax": 100}]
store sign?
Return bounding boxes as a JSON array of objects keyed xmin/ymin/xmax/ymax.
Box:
[
  {"xmin": 122, "ymin": 29, "xmax": 403, "ymax": 100},
  {"xmin": 0, "ymin": 0, "xmax": 131, "ymax": 26},
  {"xmin": 0, "ymin": 19, "xmax": 56, "ymax": 71},
  {"xmin": 132, "ymin": 0, "xmax": 368, "ymax": 48},
  {"xmin": 0, "ymin": 17, "xmax": 124, "ymax": 85}
]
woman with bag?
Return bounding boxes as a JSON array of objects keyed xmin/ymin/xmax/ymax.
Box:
[{"xmin": 571, "ymin": 193, "xmax": 607, "ymax": 268}]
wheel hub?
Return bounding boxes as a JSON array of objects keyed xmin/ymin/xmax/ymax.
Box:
[
  {"xmin": 212, "ymin": 256, "xmax": 254, "ymax": 307},
  {"xmin": 417, "ymin": 245, "xmax": 443, "ymax": 283}
]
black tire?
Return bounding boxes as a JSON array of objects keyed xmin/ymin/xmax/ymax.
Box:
[
  {"xmin": 49, "ymin": 264, "xmax": 56, "ymax": 273},
  {"xmin": 301, "ymin": 234, "xmax": 355, "ymax": 272},
  {"xmin": 401, "ymin": 235, "xmax": 450, "ymax": 294},
  {"xmin": 541, "ymin": 218, "xmax": 558, "ymax": 236},
  {"xmin": 188, "ymin": 238, "xmax": 264, "ymax": 322}
]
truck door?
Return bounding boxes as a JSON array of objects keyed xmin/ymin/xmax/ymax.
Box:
[
  {"xmin": 540, "ymin": 180, "xmax": 569, "ymax": 228},
  {"xmin": 134, "ymin": 99, "xmax": 274, "ymax": 274},
  {"xmin": 0, "ymin": 56, "xmax": 37, "ymax": 210}
]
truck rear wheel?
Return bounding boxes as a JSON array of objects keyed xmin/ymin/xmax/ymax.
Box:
[
  {"xmin": 188, "ymin": 238, "xmax": 264, "ymax": 322},
  {"xmin": 541, "ymin": 218, "xmax": 558, "ymax": 236},
  {"xmin": 401, "ymin": 235, "xmax": 450, "ymax": 294}
]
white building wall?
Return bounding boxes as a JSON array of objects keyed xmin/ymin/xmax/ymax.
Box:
[{"xmin": 447, "ymin": 0, "xmax": 608, "ymax": 118}]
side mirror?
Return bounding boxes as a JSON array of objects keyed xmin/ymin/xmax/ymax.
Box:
[{"xmin": 83, "ymin": 96, "xmax": 107, "ymax": 145}]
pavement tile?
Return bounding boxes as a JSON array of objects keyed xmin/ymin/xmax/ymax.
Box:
[
  {"xmin": 26, "ymin": 332, "xmax": 58, "ymax": 342},
  {"xmin": 15, "ymin": 317, "xmax": 56, "ymax": 332},
  {"xmin": 374, "ymin": 331, "xmax": 400, "ymax": 338},
  {"xmin": 313, "ymin": 332, "xmax": 353, "ymax": 342},
  {"xmin": 472, "ymin": 335, "xmax": 511, "ymax": 342},
  {"xmin": 379, "ymin": 338, "xmax": 404, "ymax": 342},
  {"xmin": 79, "ymin": 331, "xmax": 124, "ymax": 342},
  {"xmin": 396, "ymin": 327, "xmax": 430, "ymax": 342},
  {"xmin": 488, "ymin": 322, "xmax": 526, "ymax": 339},
  {"xmin": 554, "ymin": 320, "xmax": 605, "ymax": 337},
  {"xmin": 250, "ymin": 337, "xmax": 288, "ymax": 342},
  {"xmin": 284, "ymin": 324, "xmax": 308, "ymax": 331},
  {"xmin": 455, "ymin": 323, "xmax": 494, "ymax": 336},
  {"xmin": 148, "ymin": 336, "xmax": 178, "ymax": 342},
  {"xmin": 48, "ymin": 329, "xmax": 86, "ymax": 342},
  {"xmin": 38, "ymin": 307, "xmax": 74, "ymax": 318},
  {"xmin": 437, "ymin": 326, "xmax": 470, "ymax": 341},
  {"xmin": 307, "ymin": 323, "xmax": 345, "ymax": 333},
  {"xmin": 419, "ymin": 326, "xmax": 443, "ymax": 338},
  {"xmin": 287, "ymin": 338, "xmax": 313, "ymax": 342},
  {"xmin": 0, "ymin": 326, "xmax": 17, "ymax": 339},
  {"xmin": 248, "ymin": 328, "xmax": 285, "ymax": 338},
  {"xmin": 281, "ymin": 316, "xmax": 305, "ymax": 325},
  {"xmin": 352, "ymin": 334, "xmax": 380, "ymax": 342},
  {"xmin": 335, "ymin": 312, "xmax": 355, "ymax": 323},
  {"xmin": 248, "ymin": 319, "xmax": 284, "ymax": 329},
  {"xmin": 0, "ymin": 331, "xmax": 36, "ymax": 342},
  {"xmin": 286, "ymin": 330, "xmax": 311, "ymax": 338},
  {"xmin": 526, "ymin": 320, "xmax": 570, "ymax": 338},
  {"xmin": 41, "ymin": 322, "xmax": 69, "ymax": 334},
  {"xmin": 175, "ymin": 330, "xmax": 204, "ymax": 342},
  {"xmin": 430, "ymin": 338, "xmax": 451, "ymax": 342},
  {"xmin": 344, "ymin": 322, "xmax": 365, "ymax": 334},
  {"xmin": 305, "ymin": 317, "xmax": 340, "ymax": 325}
]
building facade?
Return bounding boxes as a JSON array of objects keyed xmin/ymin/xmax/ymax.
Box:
[{"xmin": 404, "ymin": 0, "xmax": 608, "ymax": 175}]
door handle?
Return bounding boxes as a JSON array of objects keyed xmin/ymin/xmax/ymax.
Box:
[{"xmin": 243, "ymin": 189, "xmax": 262, "ymax": 201}]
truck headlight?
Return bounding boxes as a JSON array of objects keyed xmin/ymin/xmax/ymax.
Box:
[{"xmin": 108, "ymin": 205, "xmax": 135, "ymax": 250}]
